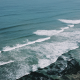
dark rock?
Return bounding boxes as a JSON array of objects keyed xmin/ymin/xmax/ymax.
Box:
[
  {"xmin": 47, "ymin": 69, "xmax": 59, "ymax": 75},
  {"xmin": 61, "ymin": 59, "xmax": 80, "ymax": 75},
  {"xmin": 60, "ymin": 70, "xmax": 80, "ymax": 80},
  {"xmin": 49, "ymin": 63, "xmax": 55, "ymax": 69},
  {"xmin": 38, "ymin": 67, "xmax": 43, "ymax": 70},
  {"xmin": 62, "ymin": 75, "xmax": 70, "ymax": 80},
  {"xmin": 57, "ymin": 56, "xmax": 64, "ymax": 61}
]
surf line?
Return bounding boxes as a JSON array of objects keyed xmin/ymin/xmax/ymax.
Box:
[{"xmin": 1, "ymin": 37, "xmax": 50, "ymax": 52}]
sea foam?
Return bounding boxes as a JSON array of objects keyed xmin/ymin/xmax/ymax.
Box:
[
  {"xmin": 38, "ymin": 59, "xmax": 51, "ymax": 68},
  {"xmin": 34, "ymin": 27, "xmax": 69, "ymax": 36},
  {"xmin": 57, "ymin": 30, "xmax": 80, "ymax": 42},
  {"xmin": 25, "ymin": 41, "xmax": 78, "ymax": 68},
  {"xmin": 58, "ymin": 19, "xmax": 80, "ymax": 24}
]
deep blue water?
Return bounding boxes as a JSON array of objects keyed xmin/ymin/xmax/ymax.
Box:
[{"xmin": 0, "ymin": 0, "xmax": 80, "ymax": 80}]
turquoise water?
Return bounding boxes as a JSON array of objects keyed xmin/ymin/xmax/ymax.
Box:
[{"xmin": 0, "ymin": 0, "xmax": 80, "ymax": 80}]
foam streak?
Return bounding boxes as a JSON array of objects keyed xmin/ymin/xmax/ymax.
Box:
[
  {"xmin": 3, "ymin": 37, "xmax": 50, "ymax": 52},
  {"xmin": 0, "ymin": 60, "xmax": 14, "ymax": 66}
]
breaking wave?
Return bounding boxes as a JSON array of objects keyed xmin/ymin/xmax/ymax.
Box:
[
  {"xmin": 34, "ymin": 27, "xmax": 69, "ymax": 36},
  {"xmin": 2, "ymin": 37, "xmax": 50, "ymax": 52},
  {"xmin": 58, "ymin": 19, "xmax": 80, "ymax": 24}
]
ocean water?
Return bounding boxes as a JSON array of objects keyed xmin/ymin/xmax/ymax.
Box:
[{"xmin": 0, "ymin": 0, "xmax": 80, "ymax": 80}]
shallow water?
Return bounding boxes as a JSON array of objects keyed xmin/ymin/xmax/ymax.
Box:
[{"xmin": 0, "ymin": 0, "xmax": 80, "ymax": 80}]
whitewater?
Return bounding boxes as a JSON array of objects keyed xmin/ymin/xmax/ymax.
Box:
[{"xmin": 0, "ymin": 0, "xmax": 80, "ymax": 80}]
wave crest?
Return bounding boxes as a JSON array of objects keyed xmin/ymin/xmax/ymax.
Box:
[
  {"xmin": 2, "ymin": 37, "xmax": 50, "ymax": 52},
  {"xmin": 34, "ymin": 27, "xmax": 69, "ymax": 36},
  {"xmin": 59, "ymin": 19, "xmax": 80, "ymax": 24}
]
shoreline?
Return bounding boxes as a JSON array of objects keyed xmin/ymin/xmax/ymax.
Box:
[{"xmin": 17, "ymin": 48, "xmax": 80, "ymax": 80}]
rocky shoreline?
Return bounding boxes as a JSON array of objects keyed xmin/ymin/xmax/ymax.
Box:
[{"xmin": 17, "ymin": 48, "xmax": 80, "ymax": 80}]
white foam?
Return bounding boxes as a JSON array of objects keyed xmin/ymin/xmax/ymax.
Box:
[
  {"xmin": 38, "ymin": 59, "xmax": 51, "ymax": 68},
  {"xmin": 68, "ymin": 25, "xmax": 74, "ymax": 27},
  {"xmin": 25, "ymin": 41, "xmax": 78, "ymax": 68},
  {"xmin": 34, "ymin": 27, "xmax": 69, "ymax": 36},
  {"xmin": 16, "ymin": 64, "xmax": 30, "ymax": 79},
  {"xmin": 32, "ymin": 65, "xmax": 38, "ymax": 71},
  {"xmin": 0, "ymin": 51, "xmax": 1, "ymax": 53},
  {"xmin": 34, "ymin": 30, "xmax": 63, "ymax": 36},
  {"xmin": 3, "ymin": 37, "xmax": 50, "ymax": 52},
  {"xmin": 0, "ymin": 60, "xmax": 14, "ymax": 66},
  {"xmin": 59, "ymin": 19, "xmax": 80, "ymax": 24}
]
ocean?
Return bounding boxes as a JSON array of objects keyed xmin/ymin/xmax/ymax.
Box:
[{"xmin": 0, "ymin": 0, "xmax": 80, "ymax": 80}]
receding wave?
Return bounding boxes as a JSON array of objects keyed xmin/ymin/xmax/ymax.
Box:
[
  {"xmin": 34, "ymin": 27, "xmax": 69, "ymax": 36},
  {"xmin": 0, "ymin": 60, "xmax": 14, "ymax": 66},
  {"xmin": 2, "ymin": 37, "xmax": 50, "ymax": 52},
  {"xmin": 58, "ymin": 19, "xmax": 80, "ymax": 24}
]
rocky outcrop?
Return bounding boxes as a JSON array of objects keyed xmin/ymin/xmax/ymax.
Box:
[
  {"xmin": 17, "ymin": 52, "xmax": 80, "ymax": 80},
  {"xmin": 60, "ymin": 71, "xmax": 80, "ymax": 80}
]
